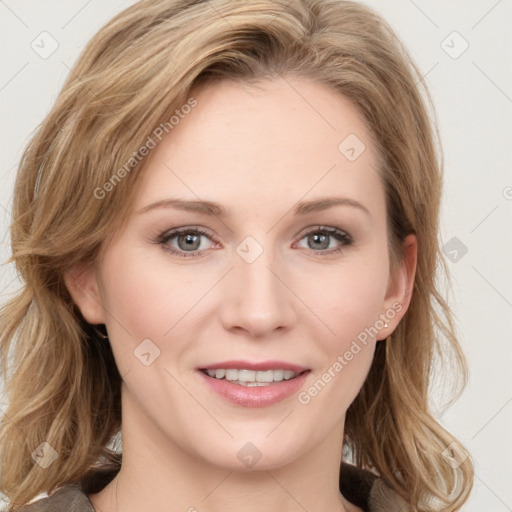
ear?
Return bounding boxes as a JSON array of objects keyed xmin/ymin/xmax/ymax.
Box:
[
  {"xmin": 377, "ymin": 234, "xmax": 417, "ymax": 340},
  {"xmin": 63, "ymin": 262, "xmax": 106, "ymax": 325}
]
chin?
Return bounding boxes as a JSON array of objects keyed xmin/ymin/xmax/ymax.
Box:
[{"xmin": 190, "ymin": 432, "xmax": 309, "ymax": 473}]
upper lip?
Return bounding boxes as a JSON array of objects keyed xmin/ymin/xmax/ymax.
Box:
[{"xmin": 198, "ymin": 360, "xmax": 309, "ymax": 373}]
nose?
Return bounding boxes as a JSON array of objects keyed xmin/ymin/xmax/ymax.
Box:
[{"xmin": 219, "ymin": 245, "xmax": 297, "ymax": 339}]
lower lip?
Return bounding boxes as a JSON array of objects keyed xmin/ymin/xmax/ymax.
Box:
[{"xmin": 198, "ymin": 370, "xmax": 310, "ymax": 407}]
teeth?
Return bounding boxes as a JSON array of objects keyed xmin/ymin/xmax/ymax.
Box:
[
  {"xmin": 225, "ymin": 369, "xmax": 238, "ymax": 381},
  {"xmin": 273, "ymin": 370, "xmax": 284, "ymax": 382},
  {"xmin": 254, "ymin": 370, "xmax": 274, "ymax": 383},
  {"xmin": 203, "ymin": 368, "xmax": 300, "ymax": 385},
  {"xmin": 238, "ymin": 369, "xmax": 256, "ymax": 382}
]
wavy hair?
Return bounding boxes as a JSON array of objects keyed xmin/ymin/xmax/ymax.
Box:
[{"xmin": 0, "ymin": 0, "xmax": 473, "ymax": 509}]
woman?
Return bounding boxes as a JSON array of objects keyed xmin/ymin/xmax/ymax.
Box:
[{"xmin": 0, "ymin": 0, "xmax": 473, "ymax": 511}]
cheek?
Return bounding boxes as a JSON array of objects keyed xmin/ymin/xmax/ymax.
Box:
[
  {"xmin": 298, "ymin": 251, "xmax": 388, "ymax": 398},
  {"xmin": 307, "ymin": 254, "xmax": 389, "ymax": 343},
  {"xmin": 296, "ymin": 263, "xmax": 386, "ymax": 416},
  {"xmin": 96, "ymin": 248, "xmax": 187, "ymax": 369}
]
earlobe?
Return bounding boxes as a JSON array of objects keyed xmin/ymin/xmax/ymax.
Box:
[
  {"xmin": 63, "ymin": 262, "xmax": 106, "ymax": 325},
  {"xmin": 379, "ymin": 234, "xmax": 418, "ymax": 339}
]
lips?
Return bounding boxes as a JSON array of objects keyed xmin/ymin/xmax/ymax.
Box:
[
  {"xmin": 197, "ymin": 360, "xmax": 311, "ymax": 407},
  {"xmin": 200, "ymin": 360, "xmax": 308, "ymax": 372}
]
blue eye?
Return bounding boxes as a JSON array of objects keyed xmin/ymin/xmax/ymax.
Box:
[{"xmin": 157, "ymin": 226, "xmax": 353, "ymax": 258}]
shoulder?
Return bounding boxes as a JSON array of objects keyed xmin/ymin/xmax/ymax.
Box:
[
  {"xmin": 14, "ymin": 465, "xmax": 118, "ymax": 512},
  {"xmin": 339, "ymin": 463, "xmax": 410, "ymax": 512},
  {"xmin": 16, "ymin": 484, "xmax": 94, "ymax": 512},
  {"xmin": 368, "ymin": 478, "xmax": 411, "ymax": 512}
]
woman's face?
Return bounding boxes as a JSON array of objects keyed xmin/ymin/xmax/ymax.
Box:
[{"xmin": 67, "ymin": 77, "xmax": 416, "ymax": 471}]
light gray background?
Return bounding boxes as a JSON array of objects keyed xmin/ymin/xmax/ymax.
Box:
[{"xmin": 1, "ymin": 1, "xmax": 511, "ymax": 510}]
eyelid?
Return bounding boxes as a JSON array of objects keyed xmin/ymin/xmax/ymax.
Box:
[
  {"xmin": 294, "ymin": 224, "xmax": 352, "ymax": 240},
  {"xmin": 157, "ymin": 225, "xmax": 215, "ymax": 242}
]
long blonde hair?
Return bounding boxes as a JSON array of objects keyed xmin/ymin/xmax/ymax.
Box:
[{"xmin": 0, "ymin": 0, "xmax": 473, "ymax": 509}]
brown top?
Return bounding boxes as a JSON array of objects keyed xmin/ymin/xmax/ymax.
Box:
[{"xmin": 17, "ymin": 463, "xmax": 409, "ymax": 512}]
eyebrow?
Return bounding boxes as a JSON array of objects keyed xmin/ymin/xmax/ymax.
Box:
[{"xmin": 137, "ymin": 196, "xmax": 371, "ymax": 217}]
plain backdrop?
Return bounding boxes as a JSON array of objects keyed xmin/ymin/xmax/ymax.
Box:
[{"xmin": 1, "ymin": 1, "xmax": 511, "ymax": 510}]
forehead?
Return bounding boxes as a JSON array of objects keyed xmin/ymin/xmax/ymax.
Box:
[{"xmin": 132, "ymin": 76, "xmax": 383, "ymax": 218}]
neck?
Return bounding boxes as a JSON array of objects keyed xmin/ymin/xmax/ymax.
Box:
[{"xmin": 89, "ymin": 388, "xmax": 355, "ymax": 512}]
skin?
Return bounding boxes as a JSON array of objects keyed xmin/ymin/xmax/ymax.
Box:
[{"xmin": 65, "ymin": 76, "xmax": 417, "ymax": 512}]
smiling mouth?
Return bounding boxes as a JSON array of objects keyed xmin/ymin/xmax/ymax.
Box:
[{"xmin": 200, "ymin": 368, "xmax": 309, "ymax": 387}]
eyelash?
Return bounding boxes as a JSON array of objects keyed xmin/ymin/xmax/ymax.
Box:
[{"xmin": 156, "ymin": 226, "xmax": 354, "ymax": 258}]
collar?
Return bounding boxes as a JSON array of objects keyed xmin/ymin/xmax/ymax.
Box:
[{"xmin": 339, "ymin": 463, "xmax": 409, "ymax": 511}]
